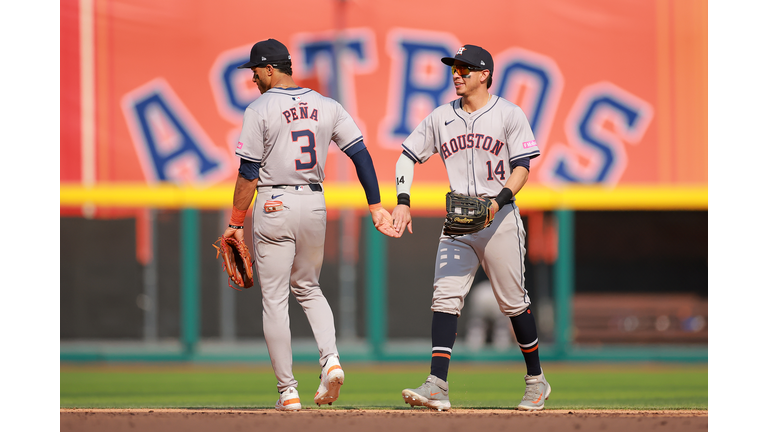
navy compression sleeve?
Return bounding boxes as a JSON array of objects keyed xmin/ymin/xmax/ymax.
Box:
[
  {"xmin": 238, "ymin": 158, "xmax": 260, "ymax": 180},
  {"xmin": 348, "ymin": 147, "xmax": 381, "ymax": 205},
  {"xmin": 510, "ymin": 157, "xmax": 530, "ymax": 171}
]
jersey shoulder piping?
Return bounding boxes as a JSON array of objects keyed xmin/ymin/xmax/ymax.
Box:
[
  {"xmin": 469, "ymin": 96, "xmax": 500, "ymax": 131},
  {"xmin": 268, "ymin": 87, "xmax": 313, "ymax": 96},
  {"xmin": 338, "ymin": 135, "xmax": 364, "ymax": 152},
  {"xmin": 510, "ymin": 150, "xmax": 541, "ymax": 161},
  {"xmin": 401, "ymin": 145, "xmax": 422, "ymax": 164},
  {"xmin": 236, "ymin": 153, "xmax": 261, "ymax": 163},
  {"xmin": 450, "ymin": 100, "xmax": 468, "ymax": 128}
]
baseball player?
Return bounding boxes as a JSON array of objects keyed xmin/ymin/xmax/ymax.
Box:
[
  {"xmin": 222, "ymin": 38, "xmax": 397, "ymax": 411},
  {"xmin": 465, "ymin": 279, "xmax": 514, "ymax": 352},
  {"xmin": 392, "ymin": 44, "xmax": 551, "ymax": 411}
]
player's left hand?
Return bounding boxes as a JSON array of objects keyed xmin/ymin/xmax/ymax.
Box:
[
  {"xmin": 369, "ymin": 203, "xmax": 398, "ymax": 238},
  {"xmin": 212, "ymin": 235, "xmax": 254, "ymax": 290}
]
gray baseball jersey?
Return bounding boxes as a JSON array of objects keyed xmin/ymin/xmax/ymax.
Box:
[
  {"xmin": 402, "ymin": 95, "xmax": 540, "ymax": 318},
  {"xmin": 236, "ymin": 87, "xmax": 363, "ymax": 185},
  {"xmin": 402, "ymin": 95, "xmax": 539, "ymax": 198},
  {"xmin": 236, "ymin": 87, "xmax": 362, "ymax": 393}
]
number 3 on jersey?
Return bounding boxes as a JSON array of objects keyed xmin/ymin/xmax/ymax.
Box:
[
  {"xmin": 293, "ymin": 130, "xmax": 317, "ymax": 170},
  {"xmin": 486, "ymin": 160, "xmax": 506, "ymax": 181}
]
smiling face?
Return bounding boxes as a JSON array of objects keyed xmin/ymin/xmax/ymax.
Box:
[{"xmin": 451, "ymin": 61, "xmax": 489, "ymax": 97}]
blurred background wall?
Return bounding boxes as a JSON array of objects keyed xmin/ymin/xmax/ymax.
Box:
[{"xmin": 60, "ymin": 0, "xmax": 707, "ymax": 361}]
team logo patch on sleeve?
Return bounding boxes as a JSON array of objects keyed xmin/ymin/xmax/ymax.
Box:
[{"xmin": 523, "ymin": 140, "xmax": 537, "ymax": 149}]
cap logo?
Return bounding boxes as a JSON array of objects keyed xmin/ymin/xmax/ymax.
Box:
[
  {"xmin": 261, "ymin": 56, "xmax": 267, "ymax": 61},
  {"xmin": 456, "ymin": 47, "xmax": 466, "ymax": 55},
  {"xmin": 480, "ymin": 60, "xmax": 485, "ymax": 66}
]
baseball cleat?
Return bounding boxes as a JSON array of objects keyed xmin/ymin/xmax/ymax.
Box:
[
  {"xmin": 402, "ymin": 375, "xmax": 451, "ymax": 411},
  {"xmin": 516, "ymin": 372, "xmax": 551, "ymax": 411},
  {"xmin": 275, "ymin": 386, "xmax": 302, "ymax": 411},
  {"xmin": 314, "ymin": 355, "xmax": 344, "ymax": 406}
]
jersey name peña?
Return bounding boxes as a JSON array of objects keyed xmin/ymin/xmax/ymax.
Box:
[{"xmin": 282, "ymin": 102, "xmax": 319, "ymax": 124}]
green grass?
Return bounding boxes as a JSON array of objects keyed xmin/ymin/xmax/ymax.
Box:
[{"xmin": 60, "ymin": 362, "xmax": 707, "ymax": 410}]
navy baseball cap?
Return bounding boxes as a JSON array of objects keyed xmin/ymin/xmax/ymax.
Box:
[
  {"xmin": 238, "ymin": 39, "xmax": 292, "ymax": 69},
  {"xmin": 441, "ymin": 44, "xmax": 494, "ymax": 74}
]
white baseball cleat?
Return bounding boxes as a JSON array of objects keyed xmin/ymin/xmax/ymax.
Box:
[
  {"xmin": 314, "ymin": 355, "xmax": 345, "ymax": 406},
  {"xmin": 402, "ymin": 375, "xmax": 451, "ymax": 411},
  {"xmin": 517, "ymin": 372, "xmax": 551, "ymax": 411},
  {"xmin": 275, "ymin": 386, "xmax": 302, "ymax": 411}
]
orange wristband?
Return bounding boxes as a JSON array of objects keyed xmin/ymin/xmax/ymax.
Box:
[{"xmin": 230, "ymin": 206, "xmax": 246, "ymax": 226}]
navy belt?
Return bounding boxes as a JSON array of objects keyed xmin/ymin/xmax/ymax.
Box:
[{"xmin": 272, "ymin": 184, "xmax": 322, "ymax": 192}]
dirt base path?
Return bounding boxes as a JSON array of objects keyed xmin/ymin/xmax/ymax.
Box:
[{"xmin": 61, "ymin": 408, "xmax": 707, "ymax": 432}]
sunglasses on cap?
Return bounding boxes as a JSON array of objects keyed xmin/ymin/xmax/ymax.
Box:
[{"xmin": 451, "ymin": 64, "xmax": 484, "ymax": 78}]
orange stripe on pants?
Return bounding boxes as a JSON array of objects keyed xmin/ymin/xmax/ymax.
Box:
[{"xmin": 432, "ymin": 353, "xmax": 451, "ymax": 359}]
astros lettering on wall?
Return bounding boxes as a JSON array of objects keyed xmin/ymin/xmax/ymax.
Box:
[{"xmin": 61, "ymin": 0, "xmax": 706, "ymax": 193}]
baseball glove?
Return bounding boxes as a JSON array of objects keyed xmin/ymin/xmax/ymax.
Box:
[
  {"xmin": 212, "ymin": 236, "xmax": 254, "ymax": 290},
  {"xmin": 443, "ymin": 191, "xmax": 496, "ymax": 237}
]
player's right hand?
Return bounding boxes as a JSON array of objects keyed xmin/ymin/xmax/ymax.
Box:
[
  {"xmin": 223, "ymin": 226, "xmax": 245, "ymax": 243},
  {"xmin": 369, "ymin": 203, "xmax": 398, "ymax": 238},
  {"xmin": 392, "ymin": 204, "xmax": 413, "ymax": 237}
]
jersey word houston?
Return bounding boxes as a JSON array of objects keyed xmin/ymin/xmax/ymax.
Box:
[
  {"xmin": 402, "ymin": 95, "xmax": 540, "ymax": 198},
  {"xmin": 236, "ymin": 87, "xmax": 364, "ymax": 186}
]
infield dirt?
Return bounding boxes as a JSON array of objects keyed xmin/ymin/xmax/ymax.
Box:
[{"xmin": 61, "ymin": 408, "xmax": 707, "ymax": 432}]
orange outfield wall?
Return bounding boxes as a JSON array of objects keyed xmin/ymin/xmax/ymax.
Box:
[{"xmin": 60, "ymin": 0, "xmax": 707, "ymax": 196}]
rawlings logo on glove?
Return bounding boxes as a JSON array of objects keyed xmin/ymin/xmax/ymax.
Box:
[
  {"xmin": 213, "ymin": 236, "xmax": 254, "ymax": 290},
  {"xmin": 443, "ymin": 191, "xmax": 496, "ymax": 237}
]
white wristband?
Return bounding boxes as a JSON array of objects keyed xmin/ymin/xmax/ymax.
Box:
[{"xmin": 395, "ymin": 153, "xmax": 416, "ymax": 196}]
